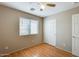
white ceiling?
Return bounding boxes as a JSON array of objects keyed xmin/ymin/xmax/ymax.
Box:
[{"xmin": 0, "ymin": 2, "xmax": 79, "ymax": 17}]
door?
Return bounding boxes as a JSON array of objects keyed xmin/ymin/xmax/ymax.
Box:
[
  {"xmin": 72, "ymin": 14, "xmax": 79, "ymax": 56},
  {"xmin": 44, "ymin": 19, "xmax": 56, "ymax": 46}
]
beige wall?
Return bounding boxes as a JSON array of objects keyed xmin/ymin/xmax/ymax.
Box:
[
  {"xmin": 44, "ymin": 6, "xmax": 79, "ymax": 52},
  {"xmin": 0, "ymin": 5, "xmax": 43, "ymax": 53},
  {"xmin": 1, "ymin": 4, "xmax": 79, "ymax": 54}
]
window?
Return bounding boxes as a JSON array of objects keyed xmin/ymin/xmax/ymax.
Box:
[
  {"xmin": 31, "ymin": 20, "xmax": 39, "ymax": 34},
  {"xmin": 19, "ymin": 17, "xmax": 39, "ymax": 36}
]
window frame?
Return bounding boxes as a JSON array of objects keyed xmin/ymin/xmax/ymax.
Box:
[{"xmin": 19, "ymin": 17, "xmax": 39, "ymax": 36}]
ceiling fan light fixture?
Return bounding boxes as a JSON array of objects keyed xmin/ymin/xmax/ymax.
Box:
[
  {"xmin": 40, "ymin": 8, "xmax": 43, "ymax": 11},
  {"xmin": 40, "ymin": 4, "xmax": 45, "ymax": 10},
  {"xmin": 30, "ymin": 8, "xmax": 35, "ymax": 11}
]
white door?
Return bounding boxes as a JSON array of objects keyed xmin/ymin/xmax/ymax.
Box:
[
  {"xmin": 72, "ymin": 14, "xmax": 79, "ymax": 56},
  {"xmin": 44, "ymin": 19, "xmax": 56, "ymax": 46}
]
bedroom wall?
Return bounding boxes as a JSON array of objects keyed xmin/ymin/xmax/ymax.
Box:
[
  {"xmin": 44, "ymin": 6, "xmax": 79, "ymax": 52},
  {"xmin": 0, "ymin": 5, "xmax": 43, "ymax": 53}
]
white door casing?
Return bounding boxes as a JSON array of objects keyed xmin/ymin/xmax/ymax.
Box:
[{"xmin": 72, "ymin": 14, "xmax": 79, "ymax": 56}]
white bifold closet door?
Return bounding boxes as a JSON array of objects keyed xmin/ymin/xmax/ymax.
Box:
[{"xmin": 44, "ymin": 19, "xmax": 56, "ymax": 46}]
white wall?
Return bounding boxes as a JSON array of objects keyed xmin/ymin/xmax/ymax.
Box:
[{"xmin": 44, "ymin": 6, "xmax": 79, "ymax": 52}]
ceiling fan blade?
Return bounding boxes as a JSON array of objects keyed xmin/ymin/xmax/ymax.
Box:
[{"xmin": 46, "ymin": 3, "xmax": 56, "ymax": 7}]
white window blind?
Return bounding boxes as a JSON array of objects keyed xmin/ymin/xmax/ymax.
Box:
[
  {"xmin": 31, "ymin": 20, "xmax": 39, "ymax": 34},
  {"xmin": 19, "ymin": 17, "xmax": 39, "ymax": 36},
  {"xmin": 19, "ymin": 17, "xmax": 30, "ymax": 35}
]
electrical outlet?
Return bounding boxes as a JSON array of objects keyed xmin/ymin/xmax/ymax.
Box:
[
  {"xmin": 4, "ymin": 46, "xmax": 8, "ymax": 50},
  {"xmin": 32, "ymin": 40, "xmax": 34, "ymax": 43},
  {"xmin": 61, "ymin": 43, "xmax": 66, "ymax": 49},
  {"xmin": 63, "ymin": 43, "xmax": 66, "ymax": 47}
]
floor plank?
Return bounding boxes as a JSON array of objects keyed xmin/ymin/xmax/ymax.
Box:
[{"xmin": 5, "ymin": 43, "xmax": 75, "ymax": 57}]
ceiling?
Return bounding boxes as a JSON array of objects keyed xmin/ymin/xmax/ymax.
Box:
[{"xmin": 0, "ymin": 2, "xmax": 79, "ymax": 17}]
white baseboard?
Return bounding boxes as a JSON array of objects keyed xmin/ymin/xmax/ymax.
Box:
[{"xmin": 0, "ymin": 54, "xmax": 9, "ymax": 57}]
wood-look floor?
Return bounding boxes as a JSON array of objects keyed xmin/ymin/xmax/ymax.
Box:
[{"xmin": 5, "ymin": 43, "xmax": 75, "ymax": 57}]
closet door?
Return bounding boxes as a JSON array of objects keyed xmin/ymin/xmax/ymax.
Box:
[{"xmin": 44, "ymin": 19, "xmax": 56, "ymax": 46}]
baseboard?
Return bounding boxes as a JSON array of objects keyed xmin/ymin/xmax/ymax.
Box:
[
  {"xmin": 45, "ymin": 43, "xmax": 78, "ymax": 57},
  {"xmin": 0, "ymin": 54, "xmax": 9, "ymax": 57},
  {"xmin": 44, "ymin": 43, "xmax": 72, "ymax": 53},
  {"xmin": 7, "ymin": 43, "xmax": 43, "ymax": 55}
]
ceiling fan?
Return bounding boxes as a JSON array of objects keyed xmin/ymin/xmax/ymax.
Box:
[
  {"xmin": 40, "ymin": 2, "xmax": 56, "ymax": 11},
  {"xmin": 30, "ymin": 2, "xmax": 56, "ymax": 11}
]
